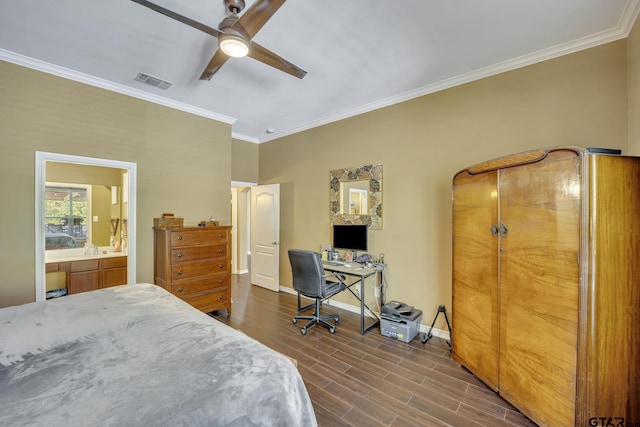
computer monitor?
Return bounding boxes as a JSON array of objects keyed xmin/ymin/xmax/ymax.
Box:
[{"xmin": 332, "ymin": 224, "xmax": 368, "ymax": 252}]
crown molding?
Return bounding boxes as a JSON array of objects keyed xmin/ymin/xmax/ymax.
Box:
[
  {"xmin": 231, "ymin": 132, "xmax": 260, "ymax": 143},
  {"xmin": 3, "ymin": 0, "xmax": 638, "ymax": 144},
  {"xmin": 258, "ymin": 0, "xmax": 640, "ymax": 144},
  {"xmin": 0, "ymin": 48, "xmax": 236, "ymax": 125}
]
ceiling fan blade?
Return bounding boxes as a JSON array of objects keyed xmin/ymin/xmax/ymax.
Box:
[
  {"xmin": 248, "ymin": 42, "xmax": 306, "ymax": 79},
  {"xmin": 233, "ymin": 0, "xmax": 286, "ymax": 39},
  {"xmin": 200, "ymin": 49, "xmax": 230, "ymax": 81},
  {"xmin": 131, "ymin": 0, "xmax": 221, "ymax": 38}
]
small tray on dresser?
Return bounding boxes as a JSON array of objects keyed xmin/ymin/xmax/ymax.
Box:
[{"xmin": 153, "ymin": 217, "xmax": 184, "ymax": 228}]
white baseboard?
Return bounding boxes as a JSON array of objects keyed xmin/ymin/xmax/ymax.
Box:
[{"xmin": 279, "ymin": 286, "xmax": 450, "ymax": 342}]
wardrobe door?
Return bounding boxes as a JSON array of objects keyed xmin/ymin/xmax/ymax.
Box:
[
  {"xmin": 452, "ymin": 170, "xmax": 500, "ymax": 390},
  {"xmin": 498, "ymin": 150, "xmax": 581, "ymax": 426}
]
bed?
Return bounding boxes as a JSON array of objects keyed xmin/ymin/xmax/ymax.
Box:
[{"xmin": 0, "ymin": 283, "xmax": 317, "ymax": 426}]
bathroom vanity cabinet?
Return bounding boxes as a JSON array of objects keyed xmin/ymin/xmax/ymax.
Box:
[{"xmin": 46, "ymin": 255, "xmax": 128, "ymax": 295}]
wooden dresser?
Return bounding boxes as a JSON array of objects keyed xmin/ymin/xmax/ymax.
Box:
[
  {"xmin": 451, "ymin": 147, "xmax": 640, "ymax": 426},
  {"xmin": 154, "ymin": 226, "xmax": 232, "ymax": 313}
]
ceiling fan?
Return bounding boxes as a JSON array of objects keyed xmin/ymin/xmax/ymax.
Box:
[{"xmin": 131, "ymin": 0, "xmax": 307, "ymax": 80}]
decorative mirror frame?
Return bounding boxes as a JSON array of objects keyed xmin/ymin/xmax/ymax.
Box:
[{"xmin": 330, "ymin": 164, "xmax": 382, "ymax": 229}]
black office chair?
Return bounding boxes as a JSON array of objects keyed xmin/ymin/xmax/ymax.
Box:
[{"xmin": 288, "ymin": 249, "xmax": 347, "ymax": 335}]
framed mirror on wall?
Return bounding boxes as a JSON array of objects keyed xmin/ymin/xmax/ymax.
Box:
[{"xmin": 330, "ymin": 164, "xmax": 382, "ymax": 229}]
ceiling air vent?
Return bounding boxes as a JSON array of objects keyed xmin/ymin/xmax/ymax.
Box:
[{"xmin": 134, "ymin": 72, "xmax": 172, "ymax": 90}]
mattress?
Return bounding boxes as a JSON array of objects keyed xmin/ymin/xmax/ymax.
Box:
[{"xmin": 0, "ymin": 283, "xmax": 316, "ymax": 426}]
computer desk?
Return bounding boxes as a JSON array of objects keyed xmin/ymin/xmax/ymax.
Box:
[{"xmin": 322, "ymin": 261, "xmax": 384, "ymax": 335}]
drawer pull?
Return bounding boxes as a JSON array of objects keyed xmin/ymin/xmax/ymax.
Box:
[
  {"xmin": 177, "ymin": 253, "xmax": 183, "ymax": 258},
  {"xmin": 178, "ymin": 270, "xmax": 183, "ymax": 276},
  {"xmin": 218, "ymin": 234, "xmax": 224, "ymax": 238},
  {"xmin": 219, "ymin": 295, "xmax": 224, "ymax": 300},
  {"xmin": 177, "ymin": 236, "xmax": 183, "ymax": 240},
  {"xmin": 178, "ymin": 287, "xmax": 183, "ymax": 293},
  {"xmin": 218, "ymin": 279, "xmax": 224, "ymax": 284},
  {"xmin": 218, "ymin": 249, "xmax": 224, "ymax": 253},
  {"xmin": 218, "ymin": 264, "xmax": 224, "ymax": 269}
]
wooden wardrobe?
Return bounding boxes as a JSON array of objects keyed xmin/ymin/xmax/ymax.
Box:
[{"xmin": 451, "ymin": 147, "xmax": 640, "ymax": 426}]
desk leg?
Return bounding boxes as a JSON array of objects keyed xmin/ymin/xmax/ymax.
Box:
[
  {"xmin": 360, "ymin": 277, "xmax": 365, "ymax": 334},
  {"xmin": 358, "ymin": 276, "xmax": 380, "ymax": 335}
]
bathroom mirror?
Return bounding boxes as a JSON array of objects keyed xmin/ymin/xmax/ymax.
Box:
[
  {"xmin": 45, "ymin": 162, "xmax": 126, "ymax": 250},
  {"xmin": 330, "ymin": 164, "xmax": 382, "ymax": 229}
]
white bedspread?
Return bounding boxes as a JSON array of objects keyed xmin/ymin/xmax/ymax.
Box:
[{"xmin": 0, "ymin": 283, "xmax": 317, "ymax": 426}]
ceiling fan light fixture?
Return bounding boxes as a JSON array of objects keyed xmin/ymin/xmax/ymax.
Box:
[{"xmin": 219, "ymin": 33, "xmax": 249, "ymax": 58}]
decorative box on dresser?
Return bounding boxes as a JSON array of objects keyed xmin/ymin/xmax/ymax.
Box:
[
  {"xmin": 154, "ymin": 226, "xmax": 232, "ymax": 313},
  {"xmin": 451, "ymin": 147, "xmax": 640, "ymax": 427}
]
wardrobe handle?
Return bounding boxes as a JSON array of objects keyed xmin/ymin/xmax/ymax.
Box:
[{"xmin": 490, "ymin": 222, "xmax": 508, "ymax": 237}]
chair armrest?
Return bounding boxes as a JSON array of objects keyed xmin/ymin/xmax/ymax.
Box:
[{"xmin": 324, "ymin": 272, "xmax": 346, "ymax": 283}]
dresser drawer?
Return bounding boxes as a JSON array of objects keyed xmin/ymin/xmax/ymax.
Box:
[
  {"xmin": 170, "ymin": 229, "xmax": 228, "ymax": 247},
  {"xmin": 171, "ymin": 260, "xmax": 227, "ymax": 281},
  {"xmin": 181, "ymin": 289, "xmax": 229, "ymax": 312},
  {"xmin": 170, "ymin": 244, "xmax": 227, "ymax": 264},
  {"xmin": 170, "ymin": 274, "xmax": 229, "ymax": 297}
]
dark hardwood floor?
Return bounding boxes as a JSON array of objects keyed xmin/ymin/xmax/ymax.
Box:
[{"xmin": 211, "ymin": 274, "xmax": 536, "ymax": 427}]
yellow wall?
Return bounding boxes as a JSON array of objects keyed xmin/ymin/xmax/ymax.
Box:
[
  {"xmin": 259, "ymin": 40, "xmax": 628, "ymax": 328},
  {"xmin": 232, "ymin": 138, "xmax": 259, "ymax": 183},
  {"xmin": 629, "ymin": 15, "xmax": 640, "ymax": 155},
  {"xmin": 0, "ymin": 61, "xmax": 231, "ymax": 307}
]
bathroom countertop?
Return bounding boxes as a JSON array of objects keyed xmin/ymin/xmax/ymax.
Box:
[{"xmin": 45, "ymin": 250, "xmax": 127, "ymax": 264}]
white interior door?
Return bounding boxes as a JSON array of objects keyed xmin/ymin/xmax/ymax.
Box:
[{"xmin": 250, "ymin": 184, "xmax": 280, "ymax": 291}]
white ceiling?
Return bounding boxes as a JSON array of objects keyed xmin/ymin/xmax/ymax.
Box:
[{"xmin": 1, "ymin": 0, "xmax": 638, "ymax": 143}]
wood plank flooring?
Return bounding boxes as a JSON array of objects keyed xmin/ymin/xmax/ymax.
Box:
[{"xmin": 211, "ymin": 274, "xmax": 536, "ymax": 427}]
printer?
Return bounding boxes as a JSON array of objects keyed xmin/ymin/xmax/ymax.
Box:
[{"xmin": 380, "ymin": 301, "xmax": 422, "ymax": 343}]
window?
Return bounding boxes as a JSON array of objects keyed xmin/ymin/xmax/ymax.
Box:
[{"xmin": 44, "ymin": 185, "xmax": 89, "ymax": 249}]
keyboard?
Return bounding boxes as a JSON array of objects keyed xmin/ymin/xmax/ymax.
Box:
[{"xmin": 326, "ymin": 261, "xmax": 355, "ymax": 268}]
